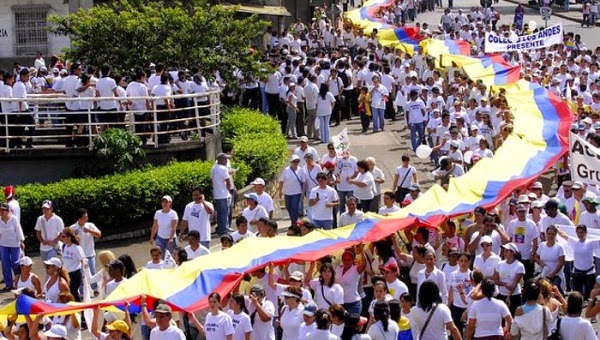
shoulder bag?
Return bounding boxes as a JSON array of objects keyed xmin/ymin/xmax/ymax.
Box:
[{"xmin": 419, "ymin": 303, "xmax": 438, "ymax": 339}]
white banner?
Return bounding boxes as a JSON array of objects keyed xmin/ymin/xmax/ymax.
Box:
[
  {"xmin": 484, "ymin": 23, "xmax": 563, "ymax": 53},
  {"xmin": 331, "ymin": 128, "xmax": 351, "ymax": 156},
  {"xmin": 570, "ymin": 132, "xmax": 600, "ymax": 185}
]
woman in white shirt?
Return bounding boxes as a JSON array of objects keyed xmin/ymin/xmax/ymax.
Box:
[
  {"xmin": 367, "ymin": 302, "xmax": 399, "ymax": 340},
  {"xmin": 61, "ymin": 228, "xmax": 86, "ymax": 302},
  {"xmin": 558, "ymin": 224, "xmax": 600, "ymax": 299},
  {"xmin": 448, "ymin": 252, "xmax": 472, "ymax": 335},
  {"xmin": 306, "ymin": 262, "xmax": 345, "ymax": 310},
  {"xmin": 416, "ymin": 251, "xmax": 448, "ymax": 305},
  {"xmin": 53, "ymin": 292, "xmax": 81, "ymax": 339},
  {"xmin": 0, "ymin": 203, "xmax": 25, "ymax": 290},
  {"xmin": 203, "ymin": 292, "xmax": 235, "ymax": 340},
  {"xmin": 493, "ymin": 242, "xmax": 525, "ymax": 316},
  {"xmin": 286, "ymin": 83, "xmax": 299, "ymax": 139},
  {"xmin": 335, "ymin": 249, "xmax": 366, "ymax": 315},
  {"xmin": 410, "ymin": 280, "xmax": 461, "ymax": 340},
  {"xmin": 560, "ymin": 291, "xmax": 597, "ymax": 340},
  {"xmin": 510, "ymin": 280, "xmax": 552, "ymax": 340},
  {"xmin": 14, "ymin": 256, "xmax": 42, "ymax": 295},
  {"xmin": 535, "ymin": 225, "xmax": 566, "ymax": 292},
  {"xmin": 347, "ymin": 160, "xmax": 375, "ymax": 212},
  {"xmin": 466, "ymin": 279, "xmax": 512, "ymax": 340},
  {"xmin": 227, "ymin": 294, "xmax": 253, "ymax": 340},
  {"xmin": 315, "ymin": 83, "xmax": 336, "ymax": 143},
  {"xmin": 279, "ymin": 286, "xmax": 305, "ymax": 340},
  {"xmin": 150, "ymin": 195, "xmax": 179, "ymax": 259},
  {"xmin": 473, "ymin": 235, "xmax": 501, "ymax": 279},
  {"xmin": 311, "ymin": 309, "xmax": 340, "ymax": 340}
]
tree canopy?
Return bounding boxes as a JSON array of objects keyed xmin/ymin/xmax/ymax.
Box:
[{"xmin": 49, "ymin": 0, "xmax": 269, "ymax": 84}]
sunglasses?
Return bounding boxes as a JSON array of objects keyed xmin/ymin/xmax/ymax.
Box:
[{"xmin": 481, "ymin": 243, "xmax": 492, "ymax": 247}]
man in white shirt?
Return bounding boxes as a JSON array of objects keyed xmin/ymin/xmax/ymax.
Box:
[
  {"xmin": 150, "ymin": 304, "xmax": 186, "ymax": 339},
  {"xmin": 293, "ymin": 136, "xmax": 320, "ymax": 167},
  {"xmin": 506, "ymin": 205, "xmax": 539, "ymax": 281},
  {"xmin": 62, "ymin": 63, "xmax": 83, "ymax": 147},
  {"xmin": 304, "ymin": 75, "xmax": 320, "ymax": 140},
  {"xmin": 338, "ymin": 197, "xmax": 364, "ymax": 227},
  {"xmin": 69, "ymin": 208, "xmax": 101, "ymax": 294},
  {"xmin": 3, "ymin": 185, "xmax": 20, "ymax": 223},
  {"xmin": 336, "ymin": 153, "xmax": 359, "ymax": 214},
  {"xmin": 211, "ymin": 153, "xmax": 233, "ymax": 236},
  {"xmin": 231, "ymin": 216, "xmax": 257, "ymax": 243},
  {"xmin": 251, "ymin": 178, "xmax": 274, "ymax": 219},
  {"xmin": 180, "ymin": 187, "xmax": 214, "ymax": 248},
  {"xmin": 125, "ymin": 69, "xmax": 152, "ymax": 145},
  {"xmin": 34, "ymin": 200, "xmax": 64, "ymax": 261},
  {"xmin": 309, "ymin": 172, "xmax": 340, "ymax": 230},
  {"xmin": 96, "ymin": 63, "xmax": 122, "ymax": 129},
  {"xmin": 184, "ymin": 230, "xmax": 210, "ymax": 259},
  {"xmin": 379, "ymin": 191, "xmax": 401, "ymax": 215}
]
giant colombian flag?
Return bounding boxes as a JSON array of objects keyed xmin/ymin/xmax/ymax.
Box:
[{"xmin": 2, "ymin": 0, "xmax": 573, "ymax": 316}]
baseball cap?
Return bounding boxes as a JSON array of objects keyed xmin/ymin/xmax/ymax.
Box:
[
  {"xmin": 516, "ymin": 204, "xmax": 528, "ymax": 212},
  {"xmin": 161, "ymin": 195, "xmax": 173, "ymax": 202},
  {"xmin": 531, "ymin": 181, "xmax": 543, "ymax": 189},
  {"xmin": 281, "ymin": 290, "xmax": 302, "ymax": 299},
  {"xmin": 3, "ymin": 185, "xmax": 14, "ymax": 199},
  {"xmin": 508, "ymin": 198, "xmax": 518, "ymax": 206},
  {"xmin": 106, "ymin": 320, "xmax": 130, "ymax": 335},
  {"xmin": 216, "ymin": 153, "xmax": 229, "ymax": 161},
  {"xmin": 251, "ymin": 178, "xmax": 266, "ymax": 186},
  {"xmin": 571, "ymin": 123, "xmax": 579, "ymax": 131},
  {"xmin": 43, "ymin": 257, "xmax": 62, "ymax": 268},
  {"xmin": 52, "ymin": 67, "xmax": 60, "ymax": 74},
  {"xmin": 572, "ymin": 181, "xmax": 584, "ymax": 189},
  {"xmin": 290, "ymin": 155, "xmax": 301, "ymax": 162},
  {"xmin": 18, "ymin": 256, "xmax": 33, "ymax": 267},
  {"xmin": 289, "ymin": 271, "xmax": 305, "ymax": 282},
  {"xmin": 517, "ymin": 195, "xmax": 530, "ymax": 204},
  {"xmin": 582, "ymin": 194, "xmax": 599, "ymax": 205},
  {"xmin": 471, "ymin": 124, "xmax": 479, "ymax": 131},
  {"xmin": 44, "ymin": 324, "xmax": 67, "ymax": 338},
  {"xmin": 0, "ymin": 203, "xmax": 8, "ymax": 210},
  {"xmin": 531, "ymin": 200, "xmax": 545, "ymax": 209},
  {"xmin": 154, "ymin": 303, "xmax": 173, "ymax": 314},
  {"xmin": 382, "ymin": 262, "xmax": 399, "ymax": 272},
  {"xmin": 41, "ymin": 200, "xmax": 53, "ymax": 209},
  {"xmin": 594, "ymin": 122, "xmax": 600, "ymax": 130},
  {"xmin": 448, "ymin": 247, "xmax": 460, "ymax": 256},
  {"xmin": 303, "ymin": 302, "xmax": 318, "ymax": 317},
  {"xmin": 480, "ymin": 235, "xmax": 493, "ymax": 245},
  {"xmin": 250, "ymin": 284, "xmax": 265, "ymax": 293},
  {"xmin": 244, "ymin": 193, "xmax": 259, "ymax": 203},
  {"xmin": 409, "ymin": 184, "xmax": 420, "ymax": 191},
  {"xmin": 501, "ymin": 242, "xmax": 519, "ymax": 254},
  {"xmin": 578, "ymin": 122, "xmax": 586, "ymax": 131},
  {"xmin": 450, "ymin": 140, "xmax": 460, "ymax": 148}
]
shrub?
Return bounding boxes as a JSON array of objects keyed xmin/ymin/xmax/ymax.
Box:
[
  {"xmin": 221, "ymin": 107, "xmax": 288, "ymax": 181},
  {"xmin": 7, "ymin": 161, "xmax": 250, "ymax": 240},
  {"xmin": 91, "ymin": 128, "xmax": 146, "ymax": 175}
]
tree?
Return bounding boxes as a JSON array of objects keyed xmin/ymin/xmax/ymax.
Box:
[{"xmin": 49, "ymin": 0, "xmax": 269, "ymax": 85}]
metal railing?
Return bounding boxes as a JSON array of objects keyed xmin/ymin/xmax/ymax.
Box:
[{"xmin": 0, "ymin": 91, "xmax": 222, "ymax": 152}]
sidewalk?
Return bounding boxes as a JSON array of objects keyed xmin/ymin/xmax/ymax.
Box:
[{"xmin": 503, "ymin": 0, "xmax": 598, "ymax": 27}]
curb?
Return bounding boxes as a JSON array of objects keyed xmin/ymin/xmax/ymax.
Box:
[{"xmin": 503, "ymin": 0, "xmax": 599, "ymax": 26}]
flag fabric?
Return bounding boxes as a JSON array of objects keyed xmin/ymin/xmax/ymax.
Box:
[{"xmin": 331, "ymin": 128, "xmax": 351, "ymax": 156}]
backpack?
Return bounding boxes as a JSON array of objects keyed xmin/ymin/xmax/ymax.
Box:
[{"xmin": 339, "ymin": 70, "xmax": 350, "ymax": 88}]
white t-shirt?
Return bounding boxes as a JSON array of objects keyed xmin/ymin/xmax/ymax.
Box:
[
  {"xmin": 154, "ymin": 209, "xmax": 179, "ymax": 239},
  {"xmin": 568, "ymin": 237, "xmax": 600, "ymax": 273},
  {"xmin": 69, "ymin": 222, "xmax": 100, "ymax": 257},
  {"xmin": 405, "ymin": 99, "xmax": 427, "ymax": 124},
  {"xmin": 371, "ymin": 166, "xmax": 385, "ymax": 196},
  {"xmin": 149, "ymin": 324, "xmax": 186, "ymax": 340},
  {"xmin": 211, "ymin": 164, "xmax": 231, "ymax": 199},
  {"xmin": 580, "ymin": 211, "xmax": 600, "ymax": 230},
  {"xmin": 367, "ymin": 319, "xmax": 399, "ymax": 340},
  {"xmin": 506, "ymin": 218, "xmax": 539, "ymax": 259},
  {"xmin": 335, "ymin": 265, "xmax": 362, "ymax": 303},
  {"xmin": 473, "ymin": 253, "xmax": 501, "ymax": 279},
  {"xmin": 247, "ymin": 298, "xmax": 275, "ymax": 340},
  {"xmin": 309, "ymin": 279, "xmax": 344, "ymax": 310},
  {"xmin": 559, "ymin": 316, "xmax": 597, "ymax": 340},
  {"xmin": 470, "ymin": 230, "xmax": 502, "ymax": 255},
  {"xmin": 395, "ymin": 166, "xmax": 416, "ymax": 188},
  {"xmin": 336, "ymin": 157, "xmax": 358, "ymax": 192},
  {"xmin": 34, "ymin": 214, "xmax": 65, "ymax": 252},
  {"xmin": 227, "ymin": 310, "xmax": 252, "ymax": 340},
  {"xmin": 468, "ymin": 298, "xmax": 510, "ymax": 337},
  {"xmin": 231, "ymin": 230, "xmax": 256, "ymax": 243},
  {"xmin": 280, "ymin": 305, "xmax": 304, "ymax": 340},
  {"xmin": 536, "ymin": 242, "xmax": 566, "ymax": 279},
  {"xmin": 298, "ymin": 322, "xmax": 317, "ymax": 339},
  {"xmin": 495, "ymin": 260, "xmax": 525, "ymax": 296},
  {"xmin": 387, "ymin": 279, "xmax": 409, "ymax": 300},
  {"xmin": 145, "ymin": 260, "xmax": 166, "ymax": 269},
  {"xmin": 62, "ymin": 243, "xmax": 85, "ymax": 272},
  {"xmin": 316, "ymin": 92, "xmax": 336, "ymax": 116},
  {"xmin": 309, "ymin": 186, "xmax": 339, "ymax": 221},
  {"xmin": 96, "ymin": 77, "xmax": 118, "ymax": 110},
  {"xmin": 182, "ymin": 201, "xmax": 213, "ymax": 242},
  {"xmin": 242, "ymin": 206, "xmax": 269, "ymax": 232},
  {"xmin": 255, "ymin": 193, "xmax": 275, "ymax": 215},
  {"xmin": 353, "ymin": 171, "xmax": 375, "ymax": 200},
  {"xmin": 379, "ymin": 205, "xmax": 401, "ymax": 215},
  {"xmin": 184, "ymin": 244, "xmax": 210, "ymax": 259},
  {"xmin": 409, "ymin": 304, "xmax": 453, "ymax": 339},
  {"xmin": 280, "ymin": 166, "xmax": 304, "ymax": 195},
  {"xmin": 204, "ymin": 311, "xmax": 235, "ymax": 340}
]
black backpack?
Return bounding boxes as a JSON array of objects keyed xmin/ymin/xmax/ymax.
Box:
[{"xmin": 338, "ymin": 70, "xmax": 350, "ymax": 88}]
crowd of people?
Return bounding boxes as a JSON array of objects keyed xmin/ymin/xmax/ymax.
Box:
[{"xmin": 2, "ymin": 0, "xmax": 600, "ymax": 339}]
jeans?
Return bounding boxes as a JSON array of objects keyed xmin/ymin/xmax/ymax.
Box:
[
  {"xmin": 343, "ymin": 300, "xmax": 362, "ymax": 315},
  {"xmin": 370, "ymin": 194, "xmax": 381, "ymax": 213},
  {"xmin": 358, "ymin": 199, "xmax": 373, "ymax": 212},
  {"xmin": 306, "ymin": 109, "xmax": 318, "ymax": 139},
  {"xmin": 410, "ymin": 122, "xmax": 425, "ymax": 151},
  {"xmin": 0, "ymin": 246, "xmax": 19, "ymax": 287},
  {"xmin": 155, "ymin": 235, "xmax": 177, "ymax": 259},
  {"xmin": 266, "ymin": 93, "xmax": 279, "ymax": 118},
  {"xmin": 371, "ymin": 107, "xmax": 385, "ymax": 131},
  {"xmin": 214, "ymin": 197, "xmax": 231, "ymax": 235},
  {"xmin": 284, "ymin": 194, "xmax": 302, "ymax": 225},
  {"xmin": 68, "ymin": 269, "xmax": 83, "ymax": 302},
  {"xmin": 360, "ymin": 110, "xmax": 370, "ymax": 131},
  {"xmin": 286, "ymin": 106, "xmax": 297, "ymax": 137},
  {"xmin": 337, "ymin": 190, "xmax": 354, "ymax": 214},
  {"xmin": 313, "ymin": 219, "xmax": 334, "ymax": 230},
  {"xmin": 318, "ymin": 115, "xmax": 331, "ymax": 143},
  {"xmin": 40, "ymin": 248, "xmax": 58, "ymax": 262},
  {"xmin": 450, "ymin": 305, "xmax": 467, "ymax": 335},
  {"xmin": 200, "ymin": 241, "xmax": 210, "ymax": 249},
  {"xmin": 260, "ymin": 86, "xmax": 268, "ymax": 114},
  {"xmin": 87, "ymin": 255, "xmax": 97, "ymax": 291},
  {"xmin": 572, "ymin": 269, "xmax": 596, "ymax": 298}
]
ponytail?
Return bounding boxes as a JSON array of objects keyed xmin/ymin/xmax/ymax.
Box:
[
  {"xmin": 373, "ymin": 302, "xmax": 390, "ymax": 332},
  {"xmin": 58, "ymin": 266, "xmax": 71, "ymax": 285}
]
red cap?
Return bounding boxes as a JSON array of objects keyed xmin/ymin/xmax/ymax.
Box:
[
  {"xmin": 382, "ymin": 262, "xmax": 399, "ymax": 272},
  {"xmin": 3, "ymin": 186, "xmax": 14, "ymax": 199}
]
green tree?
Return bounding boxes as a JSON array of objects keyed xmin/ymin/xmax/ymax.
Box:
[
  {"xmin": 91, "ymin": 128, "xmax": 146, "ymax": 175},
  {"xmin": 49, "ymin": 0, "xmax": 269, "ymax": 85}
]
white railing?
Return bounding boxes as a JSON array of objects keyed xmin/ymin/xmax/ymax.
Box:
[{"xmin": 0, "ymin": 91, "xmax": 222, "ymax": 152}]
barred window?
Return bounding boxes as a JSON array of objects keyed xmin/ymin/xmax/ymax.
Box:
[{"xmin": 13, "ymin": 5, "xmax": 50, "ymax": 57}]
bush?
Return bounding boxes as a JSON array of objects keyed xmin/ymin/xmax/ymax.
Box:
[
  {"xmin": 221, "ymin": 107, "xmax": 288, "ymax": 181},
  {"xmin": 91, "ymin": 128, "xmax": 146, "ymax": 175}
]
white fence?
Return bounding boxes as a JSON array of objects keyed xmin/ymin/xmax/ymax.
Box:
[{"xmin": 0, "ymin": 91, "xmax": 221, "ymax": 152}]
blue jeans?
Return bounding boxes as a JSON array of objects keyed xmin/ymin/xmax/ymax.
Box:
[
  {"xmin": 371, "ymin": 107, "xmax": 385, "ymax": 131},
  {"xmin": 318, "ymin": 115, "xmax": 331, "ymax": 143},
  {"xmin": 87, "ymin": 255, "xmax": 97, "ymax": 290},
  {"xmin": 337, "ymin": 190, "xmax": 354, "ymax": 214},
  {"xmin": 260, "ymin": 86, "xmax": 268, "ymax": 114},
  {"xmin": 40, "ymin": 248, "xmax": 58, "ymax": 262},
  {"xmin": 214, "ymin": 197, "xmax": 231, "ymax": 235},
  {"xmin": 344, "ymin": 300, "xmax": 362, "ymax": 315},
  {"xmin": 0, "ymin": 246, "xmax": 19, "ymax": 287},
  {"xmin": 200, "ymin": 241, "xmax": 210, "ymax": 249},
  {"xmin": 410, "ymin": 122, "xmax": 425, "ymax": 151},
  {"xmin": 155, "ymin": 236, "xmax": 177, "ymax": 259},
  {"xmin": 284, "ymin": 194, "xmax": 302, "ymax": 225},
  {"xmin": 313, "ymin": 219, "xmax": 334, "ymax": 230}
]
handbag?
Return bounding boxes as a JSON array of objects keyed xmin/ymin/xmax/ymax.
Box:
[
  {"xmin": 548, "ymin": 316, "xmax": 561, "ymax": 340},
  {"xmin": 419, "ymin": 304, "xmax": 438, "ymax": 339}
]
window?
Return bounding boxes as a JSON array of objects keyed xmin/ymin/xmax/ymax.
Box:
[{"xmin": 12, "ymin": 5, "xmax": 50, "ymax": 56}]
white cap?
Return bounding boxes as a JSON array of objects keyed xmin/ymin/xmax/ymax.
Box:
[
  {"xmin": 251, "ymin": 178, "xmax": 266, "ymax": 186},
  {"xmin": 501, "ymin": 242, "xmax": 519, "ymax": 254},
  {"xmin": 18, "ymin": 256, "xmax": 33, "ymax": 267},
  {"xmin": 480, "ymin": 235, "xmax": 493, "ymax": 245},
  {"xmin": 161, "ymin": 195, "xmax": 173, "ymax": 203},
  {"xmin": 531, "ymin": 181, "xmax": 543, "ymax": 189},
  {"xmin": 43, "ymin": 257, "xmax": 62, "ymax": 268},
  {"xmin": 290, "ymin": 155, "xmax": 300, "ymax": 162},
  {"xmin": 299, "ymin": 136, "xmax": 309, "ymax": 143}
]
